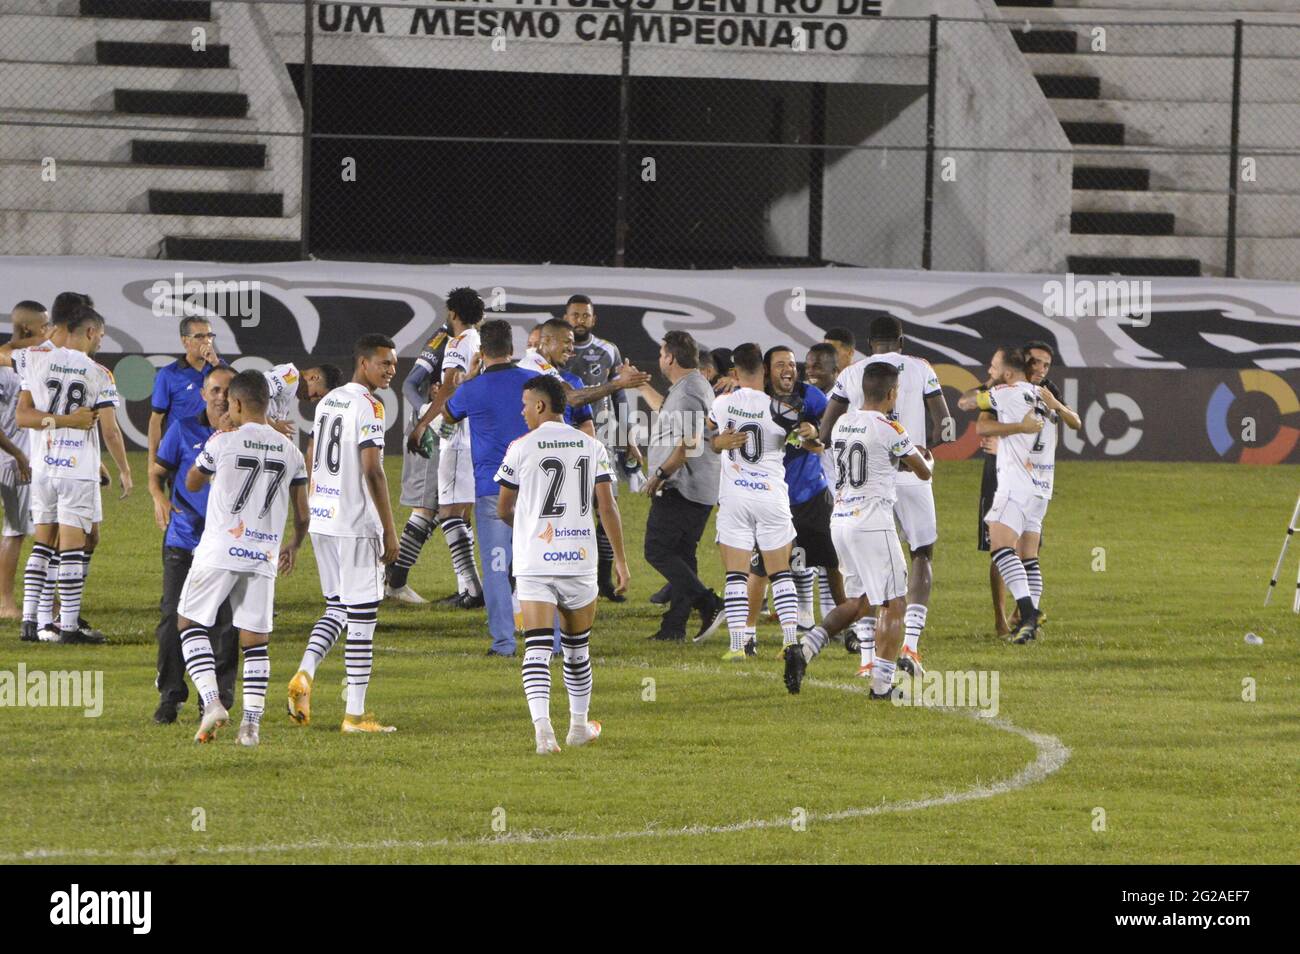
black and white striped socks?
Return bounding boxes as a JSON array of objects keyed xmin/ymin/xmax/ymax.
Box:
[
  {"xmin": 1022, "ymin": 558, "xmax": 1042, "ymax": 609},
  {"xmin": 21, "ymin": 543, "xmax": 53, "ymax": 623},
  {"xmin": 389, "ymin": 512, "xmax": 433, "ymax": 589},
  {"xmin": 522, "ymin": 627, "xmax": 553, "ymax": 723},
  {"xmin": 769, "ymin": 570, "xmax": 800, "ymax": 646},
  {"xmin": 724, "ymin": 571, "xmax": 748, "ymax": 651},
  {"xmin": 992, "ymin": 547, "xmax": 1037, "ymax": 621},
  {"xmin": 56, "ymin": 549, "xmax": 85, "ymax": 633},
  {"xmin": 793, "ymin": 566, "xmax": 817, "ymax": 627},
  {"xmin": 241, "ymin": 644, "xmax": 269, "ymax": 726},
  {"xmin": 561, "ymin": 629, "xmax": 593, "ymax": 724},
  {"xmin": 343, "ymin": 601, "xmax": 379, "ymax": 717},
  {"xmin": 180, "ymin": 626, "xmax": 220, "ymax": 709},
  {"xmin": 300, "ymin": 596, "xmax": 346, "ymax": 678},
  {"xmin": 440, "ymin": 517, "xmax": 482, "ymax": 597}
]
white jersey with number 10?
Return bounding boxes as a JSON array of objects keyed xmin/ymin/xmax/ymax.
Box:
[
  {"xmin": 495, "ymin": 420, "xmax": 612, "ymax": 578},
  {"xmin": 709, "ymin": 387, "xmax": 790, "ymax": 507},
  {"xmin": 309, "ymin": 382, "xmax": 386, "ymax": 538}
]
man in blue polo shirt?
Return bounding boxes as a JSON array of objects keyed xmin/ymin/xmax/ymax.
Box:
[
  {"xmin": 442, "ymin": 319, "xmax": 538, "ymax": 657},
  {"xmin": 147, "ymin": 365, "xmax": 238, "ymax": 724},
  {"xmin": 147, "ymin": 316, "xmax": 226, "ymax": 467}
]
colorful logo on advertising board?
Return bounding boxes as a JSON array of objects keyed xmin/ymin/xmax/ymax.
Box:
[{"xmin": 1206, "ymin": 370, "xmax": 1300, "ymax": 464}]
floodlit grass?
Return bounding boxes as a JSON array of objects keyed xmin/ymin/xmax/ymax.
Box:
[{"xmin": 0, "ymin": 454, "xmax": 1294, "ymax": 864}]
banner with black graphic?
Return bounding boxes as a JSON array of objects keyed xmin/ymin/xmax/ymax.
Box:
[{"xmin": 2, "ymin": 256, "xmax": 1298, "ymax": 462}]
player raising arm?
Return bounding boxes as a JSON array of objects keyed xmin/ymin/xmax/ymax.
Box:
[{"xmin": 496, "ymin": 375, "xmax": 628, "ymax": 754}]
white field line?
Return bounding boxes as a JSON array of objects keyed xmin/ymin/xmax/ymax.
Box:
[{"xmin": 1, "ymin": 658, "xmax": 1069, "ymax": 862}]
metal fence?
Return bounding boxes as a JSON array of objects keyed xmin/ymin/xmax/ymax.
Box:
[{"xmin": 1, "ymin": 0, "xmax": 1298, "ymax": 280}]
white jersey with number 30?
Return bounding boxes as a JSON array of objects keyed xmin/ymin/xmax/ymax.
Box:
[
  {"xmin": 193, "ymin": 421, "xmax": 307, "ymax": 578},
  {"xmin": 309, "ymin": 382, "xmax": 386, "ymax": 538},
  {"xmin": 495, "ymin": 420, "xmax": 612, "ymax": 578},
  {"xmin": 830, "ymin": 409, "xmax": 918, "ymax": 531}
]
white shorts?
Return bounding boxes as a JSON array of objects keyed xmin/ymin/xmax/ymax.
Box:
[
  {"xmin": 516, "ymin": 573, "xmax": 598, "ymax": 611},
  {"xmin": 437, "ymin": 443, "xmax": 475, "ymax": 506},
  {"xmin": 178, "ymin": 564, "xmax": 276, "ymax": 633},
  {"xmin": 833, "ymin": 523, "xmax": 909, "ymax": 605},
  {"xmin": 31, "ymin": 477, "xmax": 97, "ymax": 532},
  {"xmin": 0, "ymin": 473, "xmax": 32, "ymax": 536},
  {"xmin": 894, "ymin": 480, "xmax": 938, "ymax": 549},
  {"xmin": 312, "ymin": 532, "xmax": 384, "ymax": 605},
  {"xmin": 984, "ymin": 490, "xmax": 1049, "ymax": 537},
  {"xmin": 715, "ymin": 495, "xmax": 796, "ymax": 553},
  {"xmin": 399, "ymin": 436, "xmax": 439, "ymax": 509}
]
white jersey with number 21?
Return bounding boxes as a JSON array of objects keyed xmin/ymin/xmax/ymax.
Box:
[{"xmin": 495, "ymin": 420, "xmax": 612, "ymax": 578}]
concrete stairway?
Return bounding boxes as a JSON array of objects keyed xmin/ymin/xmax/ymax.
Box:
[
  {"xmin": 992, "ymin": 0, "xmax": 1300, "ymax": 280},
  {"xmin": 0, "ymin": 0, "xmax": 302, "ymax": 261}
]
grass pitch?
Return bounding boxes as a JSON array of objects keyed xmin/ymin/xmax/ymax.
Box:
[{"xmin": 0, "ymin": 454, "xmax": 1294, "ymax": 864}]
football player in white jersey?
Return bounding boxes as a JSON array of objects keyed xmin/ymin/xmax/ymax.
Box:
[
  {"xmin": 496, "ymin": 374, "xmax": 629, "ymax": 755},
  {"xmin": 785, "ymin": 361, "xmax": 932, "ymax": 699},
  {"xmin": 178, "ymin": 371, "xmax": 309, "ymax": 745},
  {"xmin": 406, "ymin": 288, "xmax": 485, "ymax": 607},
  {"xmin": 820, "ymin": 316, "xmax": 951, "ymax": 677},
  {"xmin": 707, "ymin": 343, "xmax": 812, "ymax": 660},
  {"xmin": 977, "ymin": 346, "xmax": 1074, "ymax": 645},
  {"xmin": 14, "ymin": 306, "xmax": 119, "ymax": 644},
  {"xmin": 263, "ymin": 361, "xmax": 343, "ymax": 441},
  {"xmin": 0, "ymin": 302, "xmax": 45, "ymax": 623},
  {"xmin": 288, "ymin": 334, "xmax": 400, "ymax": 733}
]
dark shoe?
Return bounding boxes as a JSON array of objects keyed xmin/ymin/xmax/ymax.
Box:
[
  {"xmin": 456, "ymin": 591, "xmax": 485, "ymax": 609},
  {"xmin": 436, "ymin": 591, "xmax": 465, "ymax": 607},
  {"xmin": 485, "ymin": 648, "xmax": 516, "ymax": 658},
  {"xmin": 692, "ymin": 591, "xmax": 724, "ymax": 643},
  {"xmin": 20, "ymin": 620, "xmax": 38, "ymax": 642},
  {"xmin": 153, "ymin": 702, "xmax": 179, "ymax": 725},
  {"xmin": 844, "ymin": 628, "xmax": 861, "ymax": 653},
  {"xmin": 77, "ymin": 617, "xmax": 105, "ymax": 641},
  {"xmin": 599, "ymin": 581, "xmax": 627, "ymax": 604},
  {"xmin": 59, "ymin": 626, "xmax": 106, "ymax": 645},
  {"xmin": 648, "ymin": 628, "xmax": 686, "ymax": 642},
  {"xmin": 649, "ymin": 583, "xmax": 672, "ymax": 605},
  {"xmin": 869, "ymin": 686, "xmax": 900, "ymax": 701},
  {"xmin": 783, "ymin": 643, "xmax": 806, "ymax": 694}
]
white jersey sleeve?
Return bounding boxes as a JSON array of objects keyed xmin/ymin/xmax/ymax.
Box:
[
  {"xmin": 496, "ymin": 420, "xmax": 612, "ymax": 578},
  {"xmin": 518, "ymin": 349, "xmax": 562, "ymax": 379},
  {"xmin": 263, "ymin": 363, "xmax": 300, "ymax": 425},
  {"xmin": 440, "ymin": 329, "xmax": 480, "ymax": 450},
  {"xmin": 308, "ymin": 383, "xmax": 386, "ymax": 538},
  {"xmin": 192, "ymin": 422, "xmax": 307, "ymax": 578}
]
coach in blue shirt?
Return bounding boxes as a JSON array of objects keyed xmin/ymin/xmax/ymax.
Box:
[
  {"xmin": 443, "ymin": 319, "xmax": 538, "ymax": 656},
  {"xmin": 146, "ymin": 365, "xmax": 238, "ymax": 724},
  {"xmin": 147, "ymin": 316, "xmax": 227, "ymax": 469}
]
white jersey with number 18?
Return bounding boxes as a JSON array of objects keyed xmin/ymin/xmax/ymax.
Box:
[
  {"xmin": 309, "ymin": 382, "xmax": 386, "ymax": 538},
  {"xmin": 495, "ymin": 419, "xmax": 612, "ymax": 577},
  {"xmin": 193, "ymin": 421, "xmax": 307, "ymax": 578},
  {"xmin": 20, "ymin": 346, "xmax": 119, "ymax": 483}
]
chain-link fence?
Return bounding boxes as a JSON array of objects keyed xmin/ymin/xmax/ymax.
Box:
[{"xmin": 1, "ymin": 1, "xmax": 1297, "ymax": 280}]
